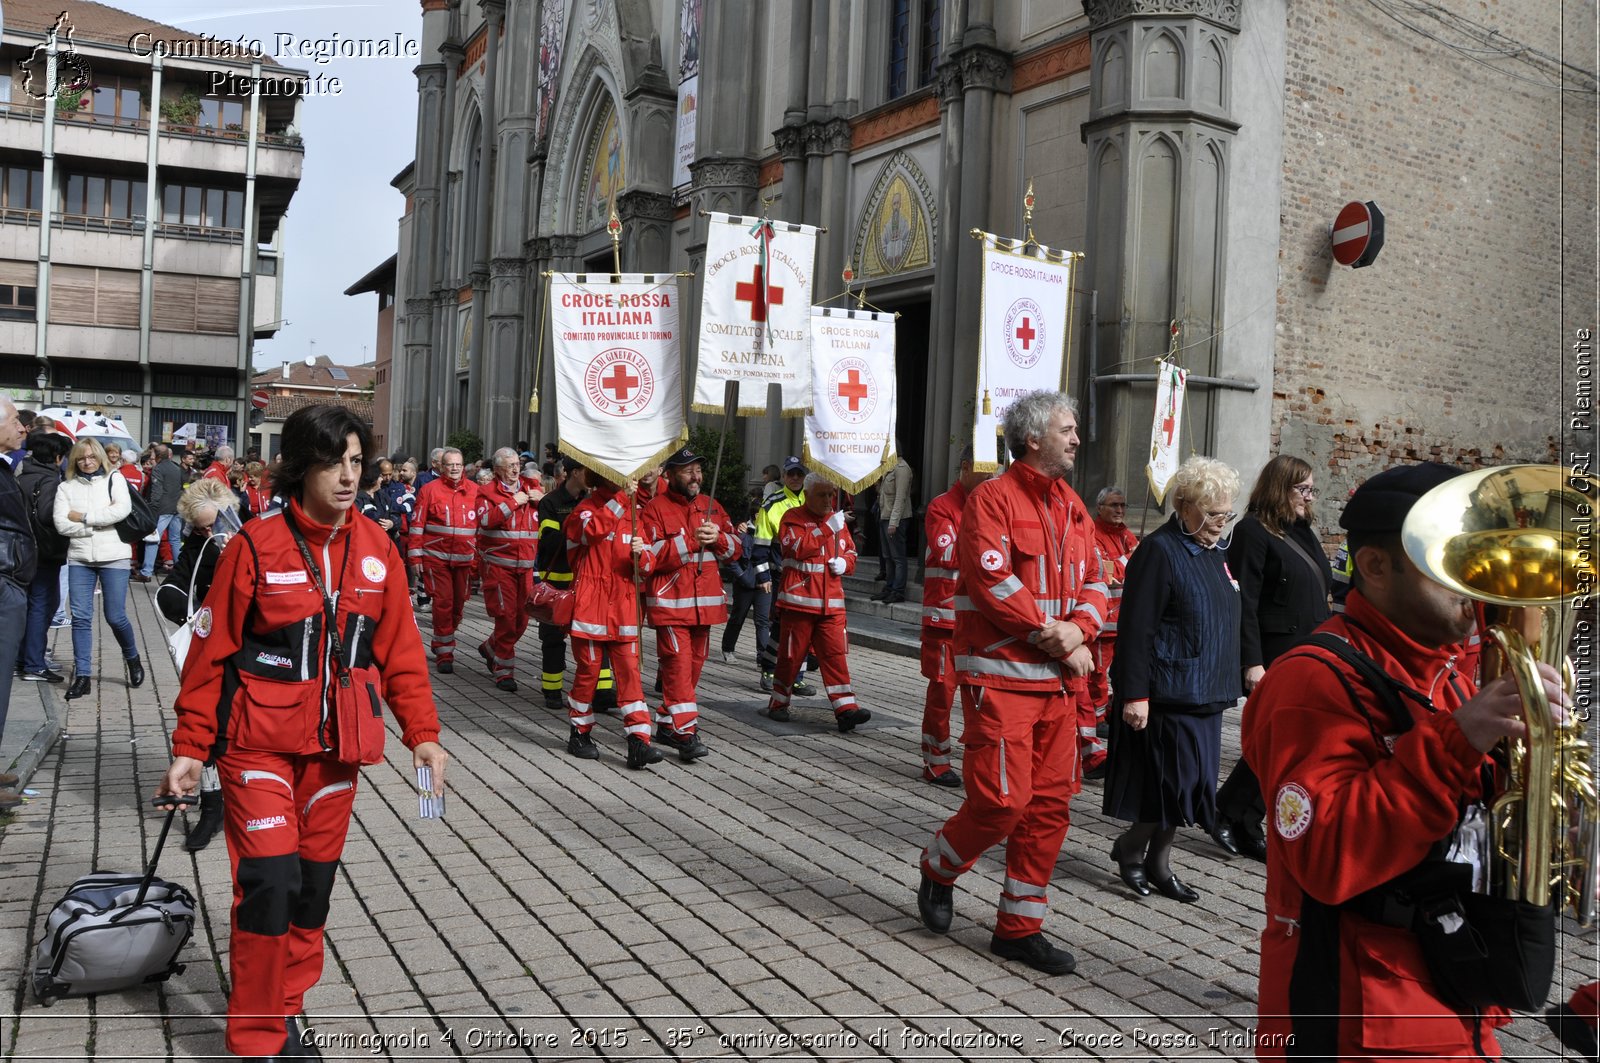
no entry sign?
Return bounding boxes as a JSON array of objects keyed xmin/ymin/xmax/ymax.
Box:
[
  {"xmin": 1331, "ymin": 200, "xmax": 1385, "ymax": 268},
  {"xmin": 251, "ymin": 389, "xmax": 271, "ymax": 410}
]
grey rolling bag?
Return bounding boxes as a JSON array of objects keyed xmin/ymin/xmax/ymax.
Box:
[{"xmin": 31, "ymin": 797, "xmax": 198, "ymax": 1006}]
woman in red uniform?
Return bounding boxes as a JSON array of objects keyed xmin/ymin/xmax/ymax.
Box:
[{"xmin": 155, "ymin": 405, "xmax": 448, "ymax": 1060}]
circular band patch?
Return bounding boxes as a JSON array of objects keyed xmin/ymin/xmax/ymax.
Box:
[
  {"xmin": 193, "ymin": 606, "xmax": 213, "ymax": 639},
  {"xmin": 1274, "ymin": 782, "xmax": 1313, "ymax": 840},
  {"xmin": 362, "ymin": 556, "xmax": 388, "ymax": 583},
  {"xmin": 980, "ymin": 549, "xmax": 1004, "ymax": 572},
  {"xmin": 936, "ymin": 533, "xmax": 953, "ymax": 549}
]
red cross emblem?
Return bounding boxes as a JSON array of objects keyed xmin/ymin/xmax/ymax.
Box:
[
  {"xmin": 734, "ymin": 265, "xmax": 785, "ymax": 323},
  {"xmin": 583, "ymin": 349, "xmax": 655, "ymax": 417},
  {"xmin": 836, "ymin": 369, "xmax": 869, "ymax": 412},
  {"xmin": 1014, "ymin": 317, "xmax": 1036, "ymax": 350},
  {"xmin": 601, "ymin": 364, "xmax": 639, "ymax": 402}
]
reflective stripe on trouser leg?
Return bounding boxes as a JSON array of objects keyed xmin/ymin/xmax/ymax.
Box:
[
  {"xmin": 539, "ymin": 622, "xmax": 567, "ymax": 690},
  {"xmin": 996, "ymin": 688, "xmax": 1076, "ymax": 939},
  {"xmin": 425, "ymin": 562, "xmax": 462, "ymax": 658},
  {"xmin": 217, "ymin": 749, "xmax": 359, "ymax": 1058},
  {"xmin": 604, "ymin": 639, "xmax": 651, "ymax": 740},
  {"xmin": 657, "ymin": 625, "xmax": 707, "ymax": 735},
  {"xmin": 921, "ymin": 686, "xmax": 1053, "ymax": 903},
  {"xmin": 568, "ymin": 638, "xmax": 603, "ymax": 731},
  {"xmin": 808, "ymin": 613, "xmax": 854, "ymax": 718},
  {"xmin": 769, "ymin": 614, "xmax": 809, "ymax": 710},
  {"xmin": 1075, "ymin": 683, "xmax": 1105, "ymax": 760},
  {"xmin": 997, "ymin": 874, "xmax": 1051, "ymax": 936},
  {"xmin": 920, "ymin": 636, "xmax": 958, "ymax": 777},
  {"xmin": 485, "ymin": 569, "xmax": 530, "ymax": 679}
]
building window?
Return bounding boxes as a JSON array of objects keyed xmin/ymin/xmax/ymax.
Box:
[
  {"xmin": 4, "ymin": 167, "xmax": 43, "ymax": 213},
  {"xmin": 886, "ymin": 0, "xmax": 942, "ymax": 101},
  {"xmin": 198, "ymin": 95, "xmax": 245, "ymax": 133},
  {"xmin": 0, "ymin": 284, "xmax": 37, "ymax": 320},
  {"xmin": 64, "ymin": 172, "xmax": 147, "ymax": 222},
  {"xmin": 0, "ymin": 74, "xmax": 12, "ymax": 105},
  {"xmin": 90, "ymin": 77, "xmax": 143, "ymax": 125},
  {"xmin": 161, "ymin": 183, "xmax": 245, "ymax": 231}
]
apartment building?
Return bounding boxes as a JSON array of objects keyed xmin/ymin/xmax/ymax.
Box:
[{"xmin": 0, "ymin": 0, "xmax": 306, "ymax": 449}]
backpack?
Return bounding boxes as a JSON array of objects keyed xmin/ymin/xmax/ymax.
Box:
[{"xmin": 27, "ymin": 472, "xmax": 69, "ymax": 562}]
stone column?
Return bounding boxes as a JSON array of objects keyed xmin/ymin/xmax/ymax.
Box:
[
  {"xmin": 925, "ymin": 56, "xmax": 966, "ymax": 492},
  {"xmin": 1079, "ymin": 0, "xmax": 1240, "ymax": 495},
  {"xmin": 465, "ymin": 0, "xmax": 504, "ymax": 435},
  {"xmin": 430, "ymin": 23, "xmax": 464, "ymax": 448}
]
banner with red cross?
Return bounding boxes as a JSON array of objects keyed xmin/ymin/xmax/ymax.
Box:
[
  {"xmin": 802, "ymin": 307, "xmax": 898, "ymax": 492},
  {"xmin": 971, "ymin": 234, "xmax": 1077, "ymax": 472},
  {"xmin": 1146, "ymin": 358, "xmax": 1188, "ymax": 504},
  {"xmin": 694, "ymin": 212, "xmax": 819, "ymax": 417},
  {"xmin": 550, "ymin": 273, "xmax": 688, "ymax": 486}
]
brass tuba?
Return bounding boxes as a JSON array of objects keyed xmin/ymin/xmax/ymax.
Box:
[{"xmin": 1402, "ymin": 464, "xmax": 1598, "ymax": 925}]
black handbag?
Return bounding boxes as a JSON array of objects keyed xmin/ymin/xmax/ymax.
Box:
[{"xmin": 109, "ymin": 476, "xmax": 156, "ymax": 544}]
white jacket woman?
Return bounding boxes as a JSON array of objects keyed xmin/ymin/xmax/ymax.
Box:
[
  {"xmin": 54, "ymin": 461, "xmax": 134, "ymax": 564},
  {"xmin": 53, "ymin": 438, "xmax": 144, "ymax": 699}
]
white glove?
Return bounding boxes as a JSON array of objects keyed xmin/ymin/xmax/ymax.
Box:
[
  {"xmin": 827, "ymin": 557, "xmax": 846, "ymax": 575},
  {"xmin": 826, "ymin": 511, "xmax": 847, "ymax": 533}
]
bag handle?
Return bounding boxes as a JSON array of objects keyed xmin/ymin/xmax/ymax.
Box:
[{"xmin": 136, "ymin": 796, "xmax": 197, "ymax": 905}]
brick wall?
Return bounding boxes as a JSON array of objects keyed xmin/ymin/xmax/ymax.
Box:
[{"xmin": 1273, "ymin": 0, "xmax": 1594, "ymax": 519}]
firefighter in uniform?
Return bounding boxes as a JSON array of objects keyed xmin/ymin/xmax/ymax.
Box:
[
  {"xmin": 407, "ymin": 447, "xmax": 481, "ymax": 672},
  {"xmin": 764, "ymin": 473, "xmax": 871, "ymax": 732},
  {"xmin": 916, "ymin": 391, "xmax": 1106, "ymax": 976},
  {"xmin": 156, "ymin": 405, "xmax": 447, "ymax": 1060},
  {"xmin": 753, "ymin": 456, "xmax": 814, "ymax": 695},
  {"xmin": 638, "ymin": 447, "xmax": 740, "ymax": 762},
  {"xmin": 476, "ymin": 447, "xmax": 541, "ymax": 692},
  {"xmin": 535, "ymin": 459, "xmax": 617, "ymax": 712},
  {"xmin": 1242, "ymin": 463, "xmax": 1568, "ymax": 1059},
  {"xmin": 1083, "ymin": 485, "xmax": 1139, "ymax": 779},
  {"xmin": 563, "ymin": 473, "xmax": 661, "ymax": 769},
  {"xmin": 918, "ymin": 446, "xmax": 990, "ymax": 787}
]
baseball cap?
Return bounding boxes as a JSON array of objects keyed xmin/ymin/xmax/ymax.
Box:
[
  {"xmin": 1339, "ymin": 462, "xmax": 1464, "ymax": 534},
  {"xmin": 782, "ymin": 455, "xmax": 806, "ymax": 475},
  {"xmin": 663, "ymin": 446, "xmax": 704, "ymax": 469}
]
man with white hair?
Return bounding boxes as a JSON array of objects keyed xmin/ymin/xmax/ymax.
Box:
[
  {"xmin": 764, "ymin": 472, "xmax": 870, "ymax": 732},
  {"xmin": 916, "ymin": 390, "xmax": 1106, "ymax": 976},
  {"xmin": 477, "ymin": 447, "xmax": 541, "ymax": 692},
  {"xmin": 0, "ymin": 396, "xmax": 35, "ymax": 808},
  {"xmin": 200, "ymin": 444, "xmax": 234, "ymax": 486},
  {"xmin": 408, "ymin": 447, "xmax": 482, "ymax": 672},
  {"xmin": 415, "ymin": 447, "xmax": 445, "ymax": 490}
]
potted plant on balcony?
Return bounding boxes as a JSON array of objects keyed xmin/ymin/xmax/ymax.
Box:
[
  {"xmin": 158, "ymin": 88, "xmax": 202, "ymax": 129},
  {"xmin": 224, "ymin": 121, "xmax": 244, "ymax": 139},
  {"xmin": 54, "ymin": 88, "xmax": 89, "ymax": 117}
]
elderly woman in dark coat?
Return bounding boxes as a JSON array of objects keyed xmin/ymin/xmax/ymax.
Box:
[
  {"xmin": 1103, "ymin": 455, "xmax": 1242, "ymax": 903},
  {"xmin": 1210, "ymin": 454, "xmax": 1332, "ymax": 859}
]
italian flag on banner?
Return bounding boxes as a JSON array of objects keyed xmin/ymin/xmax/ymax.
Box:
[
  {"xmin": 970, "ymin": 234, "xmax": 1077, "ymax": 472},
  {"xmin": 551, "ymin": 273, "xmax": 688, "ymax": 485},
  {"xmin": 694, "ymin": 212, "xmax": 819, "ymax": 417},
  {"xmin": 1146, "ymin": 359, "xmax": 1188, "ymax": 504},
  {"xmin": 803, "ymin": 307, "xmax": 898, "ymax": 493}
]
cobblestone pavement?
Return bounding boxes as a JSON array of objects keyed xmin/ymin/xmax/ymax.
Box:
[{"xmin": 0, "ymin": 584, "xmax": 1589, "ymax": 1061}]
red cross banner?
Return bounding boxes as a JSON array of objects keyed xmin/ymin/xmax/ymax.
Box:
[
  {"xmin": 802, "ymin": 307, "xmax": 898, "ymax": 492},
  {"xmin": 971, "ymin": 233, "xmax": 1078, "ymax": 471},
  {"xmin": 694, "ymin": 212, "xmax": 819, "ymax": 416},
  {"xmin": 1146, "ymin": 358, "xmax": 1188, "ymax": 504},
  {"xmin": 551, "ymin": 273, "xmax": 688, "ymax": 485}
]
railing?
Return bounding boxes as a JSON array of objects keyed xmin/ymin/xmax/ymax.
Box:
[
  {"xmin": 52, "ymin": 213, "xmax": 146, "ymax": 235},
  {"xmin": 154, "ymin": 221, "xmax": 244, "ymax": 244}
]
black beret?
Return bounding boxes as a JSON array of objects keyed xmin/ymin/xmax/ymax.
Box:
[
  {"xmin": 1339, "ymin": 462, "xmax": 1464, "ymax": 534},
  {"xmin": 560, "ymin": 456, "xmax": 583, "ymax": 474}
]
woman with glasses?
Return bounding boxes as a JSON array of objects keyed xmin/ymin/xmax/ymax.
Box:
[
  {"xmin": 1103, "ymin": 455, "xmax": 1241, "ymax": 903},
  {"xmin": 53, "ymin": 438, "xmax": 145, "ymax": 700},
  {"xmin": 1211, "ymin": 455, "xmax": 1332, "ymax": 860}
]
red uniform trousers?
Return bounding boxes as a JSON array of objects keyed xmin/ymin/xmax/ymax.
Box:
[
  {"xmin": 654, "ymin": 625, "xmax": 710, "ymax": 737},
  {"xmin": 480, "ymin": 565, "xmax": 533, "ymax": 681},
  {"xmin": 921, "ymin": 685, "xmax": 1079, "ymax": 939},
  {"xmin": 919, "ymin": 634, "xmax": 960, "ymax": 780},
  {"xmin": 1073, "ymin": 676, "xmax": 1105, "ymax": 770},
  {"xmin": 217, "ymin": 748, "xmax": 360, "ymax": 1057},
  {"xmin": 421, "ymin": 563, "xmax": 471, "ymax": 662},
  {"xmin": 568, "ymin": 636, "xmax": 650, "ymax": 742},
  {"xmin": 768, "ymin": 610, "xmax": 856, "ymax": 718}
]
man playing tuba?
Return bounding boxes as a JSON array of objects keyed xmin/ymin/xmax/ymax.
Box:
[{"xmin": 1243, "ymin": 463, "xmax": 1570, "ymax": 1060}]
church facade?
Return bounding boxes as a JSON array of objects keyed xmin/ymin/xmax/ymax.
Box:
[{"xmin": 388, "ymin": 0, "xmax": 1593, "ymax": 514}]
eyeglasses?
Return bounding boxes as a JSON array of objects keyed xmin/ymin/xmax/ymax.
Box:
[
  {"xmin": 1203, "ymin": 510, "xmax": 1237, "ymax": 525},
  {"xmin": 1103, "ymin": 502, "xmax": 1127, "ymax": 508},
  {"xmin": 1293, "ymin": 484, "xmax": 1318, "ymax": 498}
]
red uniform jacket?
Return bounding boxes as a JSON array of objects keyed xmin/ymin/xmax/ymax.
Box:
[
  {"xmin": 478, "ymin": 476, "xmax": 541, "ymax": 570},
  {"xmin": 639, "ymin": 489, "xmax": 739, "ymax": 627},
  {"xmin": 921, "ymin": 481, "xmax": 969, "ymax": 635},
  {"xmin": 201, "ymin": 461, "xmax": 230, "ymax": 487},
  {"xmin": 1241, "ymin": 590, "xmax": 1504, "ymax": 1060},
  {"xmin": 408, "ymin": 476, "xmax": 482, "ymax": 567},
  {"xmin": 775, "ymin": 505, "xmax": 855, "ymax": 615},
  {"xmin": 954, "ymin": 461, "xmax": 1106, "ymax": 691},
  {"xmin": 1091, "ymin": 517, "xmax": 1138, "ymax": 639},
  {"xmin": 565, "ymin": 482, "xmax": 643, "ymax": 641},
  {"xmin": 118, "ymin": 463, "xmax": 146, "ymax": 495},
  {"xmin": 245, "ymin": 484, "xmax": 273, "ymax": 517},
  {"xmin": 169, "ymin": 500, "xmax": 440, "ymax": 762}
]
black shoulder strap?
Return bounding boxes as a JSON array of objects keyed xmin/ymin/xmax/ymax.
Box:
[
  {"xmin": 1278, "ymin": 632, "xmax": 1424, "ymax": 754},
  {"xmin": 282, "ymin": 508, "xmax": 350, "ymax": 678}
]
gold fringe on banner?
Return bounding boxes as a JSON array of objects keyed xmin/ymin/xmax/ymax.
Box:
[
  {"xmin": 690, "ymin": 401, "xmax": 813, "ymax": 418},
  {"xmin": 801, "ymin": 441, "xmax": 899, "ymax": 496},
  {"xmin": 556, "ymin": 431, "xmax": 690, "ymax": 494}
]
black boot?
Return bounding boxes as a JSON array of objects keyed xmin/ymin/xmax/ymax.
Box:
[
  {"xmin": 125, "ymin": 656, "xmax": 144, "ymax": 689},
  {"xmin": 185, "ymin": 789, "xmax": 224, "ymax": 852},
  {"xmin": 626, "ymin": 735, "xmax": 663, "ymax": 770},
  {"xmin": 65, "ymin": 675, "xmax": 91, "ymax": 700}
]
